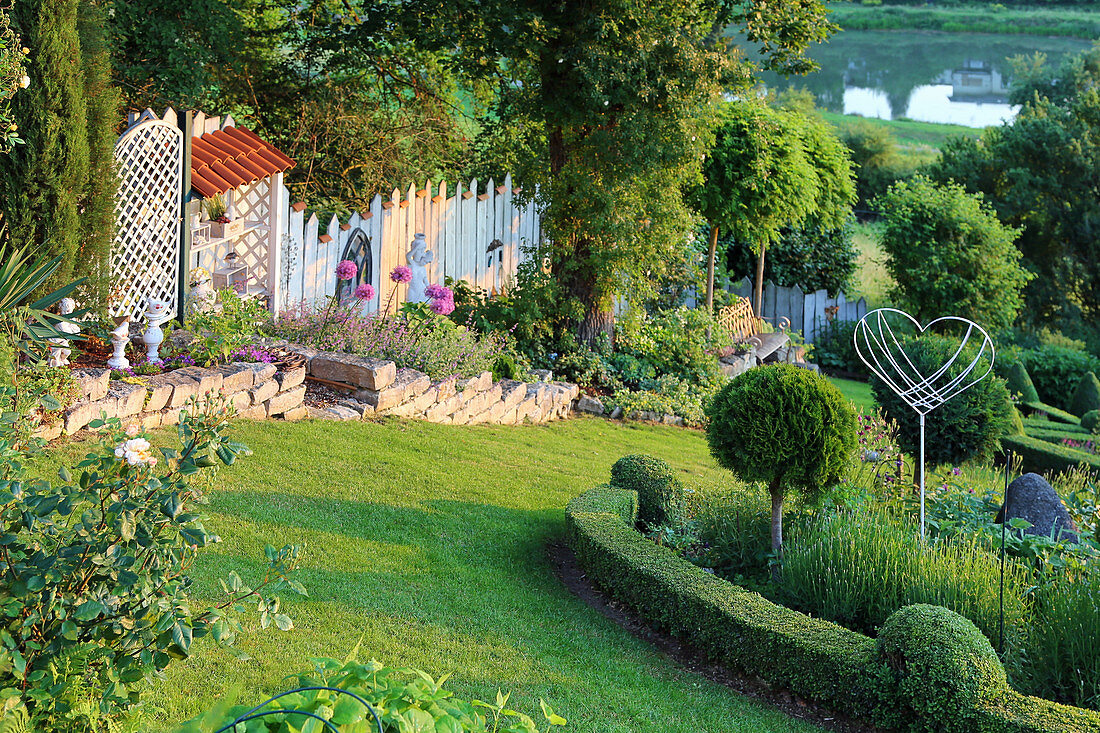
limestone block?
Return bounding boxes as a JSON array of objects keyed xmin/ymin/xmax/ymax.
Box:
[
  {"xmin": 173, "ymin": 366, "xmax": 223, "ymax": 397},
  {"xmin": 336, "ymin": 399, "xmax": 375, "ymax": 418},
  {"xmin": 161, "ymin": 408, "xmax": 182, "ymax": 426},
  {"xmin": 215, "ymin": 363, "xmax": 257, "ymax": 393},
  {"xmin": 285, "ymin": 343, "xmax": 321, "ymax": 368},
  {"xmin": 141, "ymin": 412, "xmax": 163, "ymax": 430},
  {"xmin": 515, "ymin": 397, "xmax": 538, "ymax": 421},
  {"xmin": 109, "ymin": 382, "xmax": 147, "ymax": 418},
  {"xmin": 450, "ymin": 409, "xmax": 470, "ymax": 426},
  {"xmin": 265, "ymin": 384, "xmax": 306, "ymax": 416},
  {"xmin": 662, "ymin": 413, "xmax": 684, "ymax": 426},
  {"xmin": 576, "ymin": 394, "xmax": 605, "ymax": 415},
  {"xmin": 275, "ymin": 365, "xmax": 306, "ymax": 392},
  {"xmin": 434, "ymin": 377, "xmax": 457, "ymax": 401},
  {"xmin": 385, "ymin": 401, "xmax": 420, "ymax": 418},
  {"xmin": 410, "ymin": 387, "xmax": 439, "ymax": 413},
  {"xmin": 424, "ymin": 394, "xmax": 463, "ymax": 422},
  {"xmin": 320, "ymin": 405, "xmax": 361, "ymax": 421},
  {"xmin": 310, "ymin": 352, "xmax": 396, "ymax": 390},
  {"xmin": 250, "ymin": 379, "xmax": 279, "ymax": 405},
  {"xmin": 71, "ymin": 368, "xmax": 110, "ymax": 401},
  {"xmin": 501, "ymin": 381, "xmax": 528, "ymax": 410},
  {"xmin": 239, "ymin": 404, "xmax": 268, "ymax": 420},
  {"xmin": 529, "ymin": 369, "xmax": 553, "ymax": 383},
  {"xmin": 283, "ymin": 405, "xmax": 310, "ymax": 421},
  {"xmin": 64, "ymin": 398, "xmax": 113, "ymax": 434},
  {"xmin": 357, "ymin": 368, "xmax": 430, "ymax": 411},
  {"xmin": 230, "ymin": 391, "xmax": 252, "ymax": 412},
  {"xmin": 609, "ymin": 406, "xmax": 624, "ymax": 419},
  {"xmin": 486, "ymin": 400, "xmax": 508, "ymax": 423},
  {"xmin": 143, "ymin": 374, "xmax": 175, "ymax": 412},
  {"xmin": 33, "ymin": 423, "xmax": 63, "ymax": 442},
  {"xmin": 247, "ymin": 362, "xmax": 278, "ymax": 384},
  {"xmin": 499, "ymin": 406, "xmax": 519, "ymax": 425}
]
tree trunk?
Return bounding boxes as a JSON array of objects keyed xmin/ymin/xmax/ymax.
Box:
[
  {"xmin": 769, "ymin": 475, "xmax": 785, "ymax": 582},
  {"xmin": 754, "ymin": 242, "xmax": 767, "ymax": 316},
  {"xmin": 706, "ymin": 223, "xmax": 719, "ymax": 313}
]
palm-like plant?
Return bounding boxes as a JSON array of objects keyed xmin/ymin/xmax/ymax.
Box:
[{"xmin": 0, "ymin": 241, "xmax": 85, "ymax": 361}]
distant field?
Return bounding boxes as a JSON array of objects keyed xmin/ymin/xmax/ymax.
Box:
[
  {"xmin": 821, "ymin": 111, "xmax": 979, "ymax": 163},
  {"xmin": 827, "ymin": 2, "xmax": 1100, "ymax": 40}
]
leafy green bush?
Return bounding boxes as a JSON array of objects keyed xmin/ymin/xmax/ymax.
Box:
[
  {"xmin": 1016, "ymin": 345, "xmax": 1100, "ymax": 412},
  {"xmin": 609, "ymin": 454, "xmax": 685, "ymax": 527},
  {"xmin": 875, "ymin": 176, "xmax": 1030, "ymax": 331},
  {"xmin": 706, "ymin": 364, "xmax": 856, "ymax": 555},
  {"xmin": 1083, "ymin": 410, "xmax": 1100, "ymax": 433},
  {"xmin": 872, "ymin": 335, "xmax": 1013, "ymax": 466},
  {"xmin": 811, "ymin": 318, "xmax": 866, "ymax": 375},
  {"xmin": 186, "ymin": 287, "xmax": 268, "ymax": 366},
  {"xmin": 839, "ymin": 120, "xmax": 923, "ymax": 210},
  {"xmin": 780, "ymin": 512, "xmax": 1028, "ymax": 644},
  {"xmin": 1071, "ymin": 372, "xmax": 1100, "ymax": 417},
  {"xmin": 694, "ymin": 490, "xmax": 775, "ymax": 582},
  {"xmin": 1006, "ymin": 361, "xmax": 1040, "ymax": 403},
  {"xmin": 613, "ymin": 306, "xmax": 726, "ymax": 391},
  {"xmin": 177, "ymin": 656, "xmax": 566, "ymax": 733},
  {"xmin": 723, "ymin": 219, "xmax": 859, "ymax": 296},
  {"xmin": 876, "ymin": 604, "xmax": 1008, "ymax": 732},
  {"xmin": 0, "ymin": 401, "xmax": 303, "ymax": 730}
]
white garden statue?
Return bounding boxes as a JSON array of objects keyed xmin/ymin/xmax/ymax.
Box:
[
  {"xmin": 142, "ymin": 297, "xmax": 175, "ymax": 363},
  {"xmin": 47, "ymin": 298, "xmax": 81, "ymax": 368},
  {"xmin": 107, "ymin": 317, "xmax": 131, "ymax": 370},
  {"xmin": 405, "ymin": 233, "xmax": 434, "ymax": 303}
]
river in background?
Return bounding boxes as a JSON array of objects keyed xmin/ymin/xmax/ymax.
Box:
[{"xmin": 754, "ymin": 30, "xmax": 1092, "ymax": 127}]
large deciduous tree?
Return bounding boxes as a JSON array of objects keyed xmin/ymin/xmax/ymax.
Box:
[{"xmin": 361, "ymin": 0, "xmax": 835, "ymax": 346}]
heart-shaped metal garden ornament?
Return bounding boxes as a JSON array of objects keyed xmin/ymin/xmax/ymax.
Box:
[
  {"xmin": 854, "ymin": 308, "xmax": 995, "ymax": 416},
  {"xmin": 852, "ymin": 308, "xmax": 996, "ymax": 538}
]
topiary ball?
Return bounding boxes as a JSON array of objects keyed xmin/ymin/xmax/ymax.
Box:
[
  {"xmin": 877, "ymin": 604, "xmax": 1007, "ymax": 732},
  {"xmin": 705, "ymin": 364, "xmax": 856, "ymax": 499},
  {"xmin": 1083, "ymin": 409, "xmax": 1100, "ymax": 434},
  {"xmin": 609, "ymin": 454, "xmax": 685, "ymax": 527},
  {"xmin": 1071, "ymin": 372, "xmax": 1100, "ymax": 418},
  {"xmin": 1004, "ymin": 361, "xmax": 1040, "ymax": 404},
  {"xmin": 871, "ymin": 335, "xmax": 1013, "ymax": 466}
]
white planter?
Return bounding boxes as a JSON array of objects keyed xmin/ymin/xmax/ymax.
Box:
[{"xmin": 208, "ymin": 218, "xmax": 245, "ymax": 239}]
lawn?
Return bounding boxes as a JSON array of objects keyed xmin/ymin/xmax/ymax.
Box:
[
  {"xmin": 820, "ymin": 111, "xmax": 978, "ymax": 163},
  {"xmin": 849, "ymin": 220, "xmax": 892, "ymax": 308},
  {"xmin": 33, "ymin": 417, "xmax": 824, "ymax": 733},
  {"xmin": 826, "ymin": 376, "xmax": 875, "ymax": 413}
]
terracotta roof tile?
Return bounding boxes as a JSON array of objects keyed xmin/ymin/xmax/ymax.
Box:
[{"xmin": 190, "ymin": 124, "xmax": 295, "ymax": 199}]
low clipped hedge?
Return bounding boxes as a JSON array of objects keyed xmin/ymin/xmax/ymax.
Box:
[
  {"xmin": 566, "ymin": 485, "xmax": 1100, "ymax": 733},
  {"xmin": 1028, "ymin": 426, "xmax": 1095, "ymax": 446},
  {"xmin": 1021, "ymin": 401, "xmax": 1081, "ymax": 425},
  {"xmin": 1002, "ymin": 435, "xmax": 1100, "ymax": 475},
  {"xmin": 1021, "ymin": 417, "xmax": 1089, "ymax": 436}
]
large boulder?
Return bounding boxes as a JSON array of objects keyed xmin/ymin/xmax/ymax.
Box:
[{"xmin": 997, "ymin": 473, "xmax": 1079, "ymax": 544}]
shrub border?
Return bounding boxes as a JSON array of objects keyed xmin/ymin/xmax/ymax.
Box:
[
  {"xmin": 1003, "ymin": 434, "xmax": 1100, "ymax": 475},
  {"xmin": 565, "ymin": 486, "xmax": 1100, "ymax": 733}
]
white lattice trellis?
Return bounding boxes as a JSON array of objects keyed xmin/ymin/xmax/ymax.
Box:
[{"xmin": 112, "ymin": 114, "xmax": 184, "ymax": 320}]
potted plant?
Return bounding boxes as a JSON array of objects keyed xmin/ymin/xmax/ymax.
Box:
[{"xmin": 203, "ymin": 194, "xmax": 244, "ymax": 239}]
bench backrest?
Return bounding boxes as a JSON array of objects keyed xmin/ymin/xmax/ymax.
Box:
[{"xmin": 716, "ymin": 297, "xmax": 761, "ymax": 341}]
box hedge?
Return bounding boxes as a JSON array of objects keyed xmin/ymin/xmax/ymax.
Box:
[
  {"xmin": 609, "ymin": 454, "xmax": 685, "ymax": 527},
  {"xmin": 1071, "ymin": 372, "xmax": 1100, "ymax": 418},
  {"xmin": 1021, "ymin": 417, "xmax": 1089, "ymax": 436},
  {"xmin": 1027, "ymin": 426, "xmax": 1096, "ymax": 446},
  {"xmin": 1002, "ymin": 435, "xmax": 1100, "ymax": 475},
  {"xmin": 566, "ymin": 485, "xmax": 1100, "ymax": 733},
  {"xmin": 1021, "ymin": 401, "xmax": 1081, "ymax": 425}
]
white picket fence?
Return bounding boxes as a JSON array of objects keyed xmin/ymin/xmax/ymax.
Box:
[
  {"xmin": 728, "ymin": 277, "xmax": 868, "ymax": 344},
  {"xmin": 280, "ymin": 174, "xmax": 541, "ymax": 314}
]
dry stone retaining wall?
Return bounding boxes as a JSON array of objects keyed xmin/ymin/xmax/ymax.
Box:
[
  {"xmin": 281, "ymin": 344, "xmax": 579, "ymax": 425},
  {"xmin": 35, "ymin": 361, "xmax": 308, "ymax": 443}
]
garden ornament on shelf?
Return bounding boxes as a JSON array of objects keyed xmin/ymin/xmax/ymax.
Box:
[
  {"xmin": 189, "ymin": 266, "xmax": 215, "ymax": 313},
  {"xmin": 405, "ymin": 233, "xmax": 434, "ymax": 303},
  {"xmin": 142, "ymin": 297, "xmax": 175, "ymax": 363},
  {"xmin": 107, "ymin": 316, "xmax": 131, "ymax": 370},
  {"xmin": 47, "ymin": 297, "xmax": 80, "ymax": 368},
  {"xmin": 853, "ymin": 308, "xmax": 995, "ymax": 538}
]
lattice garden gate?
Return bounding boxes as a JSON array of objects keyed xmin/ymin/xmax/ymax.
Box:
[{"xmin": 111, "ymin": 111, "xmax": 185, "ymax": 321}]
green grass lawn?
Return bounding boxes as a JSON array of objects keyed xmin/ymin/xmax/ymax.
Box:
[
  {"xmin": 848, "ymin": 220, "xmax": 892, "ymax": 308},
  {"xmin": 827, "ymin": 376, "xmax": 876, "ymax": 413},
  {"xmin": 820, "ymin": 111, "xmax": 978, "ymax": 166},
  {"xmin": 34, "ymin": 418, "xmax": 824, "ymax": 733}
]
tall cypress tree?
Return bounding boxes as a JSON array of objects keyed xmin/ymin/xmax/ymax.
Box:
[
  {"xmin": 0, "ymin": 0, "xmax": 90, "ymax": 295},
  {"xmin": 76, "ymin": 0, "xmax": 119, "ymax": 311}
]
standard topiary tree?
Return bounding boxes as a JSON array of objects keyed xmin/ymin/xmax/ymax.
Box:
[
  {"xmin": 705, "ymin": 364, "xmax": 856, "ymax": 560},
  {"xmin": 609, "ymin": 454, "xmax": 685, "ymax": 527},
  {"xmin": 1005, "ymin": 361, "xmax": 1040, "ymax": 404},
  {"xmin": 1070, "ymin": 371, "xmax": 1100, "ymax": 418},
  {"xmin": 872, "ymin": 335, "xmax": 1014, "ymax": 467}
]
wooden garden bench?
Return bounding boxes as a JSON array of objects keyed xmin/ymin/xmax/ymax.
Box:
[{"xmin": 717, "ymin": 296, "xmax": 790, "ymax": 362}]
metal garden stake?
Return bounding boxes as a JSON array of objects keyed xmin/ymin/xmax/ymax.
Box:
[{"xmin": 853, "ymin": 308, "xmax": 995, "ymax": 539}]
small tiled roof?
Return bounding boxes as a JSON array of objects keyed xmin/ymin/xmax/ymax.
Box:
[{"xmin": 191, "ymin": 126, "xmax": 295, "ymax": 199}]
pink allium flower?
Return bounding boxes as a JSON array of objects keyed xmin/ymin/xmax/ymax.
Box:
[
  {"xmin": 429, "ymin": 296, "xmax": 455, "ymax": 316},
  {"xmin": 390, "ymin": 266, "xmax": 412, "ymax": 284},
  {"xmin": 336, "ymin": 260, "xmax": 358, "ymax": 281},
  {"xmin": 354, "ymin": 283, "xmax": 375, "ymax": 300},
  {"xmin": 424, "ymin": 283, "xmax": 445, "ymax": 300}
]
